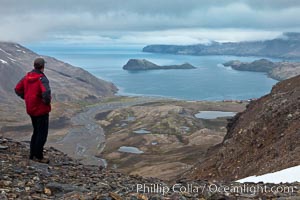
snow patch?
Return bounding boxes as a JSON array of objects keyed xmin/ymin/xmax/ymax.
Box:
[
  {"xmin": 0, "ymin": 59, "xmax": 8, "ymax": 64},
  {"xmin": 16, "ymin": 49, "xmax": 26, "ymax": 53},
  {"xmin": 8, "ymin": 57, "xmax": 16, "ymax": 62},
  {"xmin": 0, "ymin": 48, "xmax": 12, "ymax": 56},
  {"xmin": 237, "ymin": 165, "xmax": 300, "ymax": 184},
  {"xmin": 15, "ymin": 44, "xmax": 20, "ymax": 49}
]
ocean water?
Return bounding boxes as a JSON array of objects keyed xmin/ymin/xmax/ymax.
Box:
[{"xmin": 27, "ymin": 44, "xmax": 278, "ymax": 101}]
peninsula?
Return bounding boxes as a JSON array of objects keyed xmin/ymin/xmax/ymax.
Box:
[
  {"xmin": 223, "ymin": 59, "xmax": 300, "ymax": 81},
  {"xmin": 123, "ymin": 59, "xmax": 196, "ymax": 70}
]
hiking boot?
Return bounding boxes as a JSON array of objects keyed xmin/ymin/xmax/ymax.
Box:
[{"xmin": 32, "ymin": 157, "xmax": 50, "ymax": 164}]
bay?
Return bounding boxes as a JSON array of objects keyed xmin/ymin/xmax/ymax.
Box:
[{"xmin": 27, "ymin": 44, "xmax": 278, "ymax": 101}]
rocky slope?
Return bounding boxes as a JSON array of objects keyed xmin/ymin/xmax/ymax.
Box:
[
  {"xmin": 1, "ymin": 138, "xmax": 299, "ymax": 199},
  {"xmin": 223, "ymin": 59, "xmax": 300, "ymax": 80},
  {"xmin": 186, "ymin": 75, "xmax": 300, "ymax": 181},
  {"xmin": 143, "ymin": 32, "xmax": 300, "ymax": 59},
  {"xmin": 0, "ymin": 42, "xmax": 117, "ymax": 104},
  {"xmin": 270, "ymin": 61, "xmax": 300, "ymax": 80},
  {"xmin": 123, "ymin": 59, "xmax": 196, "ymax": 70}
]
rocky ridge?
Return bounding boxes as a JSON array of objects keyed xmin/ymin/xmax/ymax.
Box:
[
  {"xmin": 123, "ymin": 59, "xmax": 196, "ymax": 70},
  {"xmin": 1, "ymin": 138, "xmax": 299, "ymax": 199},
  {"xmin": 223, "ymin": 59, "xmax": 300, "ymax": 81},
  {"xmin": 186, "ymin": 75, "xmax": 300, "ymax": 182}
]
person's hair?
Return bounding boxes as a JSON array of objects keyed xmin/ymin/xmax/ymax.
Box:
[
  {"xmin": 34, "ymin": 58, "xmax": 45, "ymax": 70},
  {"xmin": 34, "ymin": 63, "xmax": 44, "ymax": 69}
]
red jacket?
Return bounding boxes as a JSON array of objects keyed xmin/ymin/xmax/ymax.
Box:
[{"xmin": 15, "ymin": 69, "xmax": 51, "ymax": 116}]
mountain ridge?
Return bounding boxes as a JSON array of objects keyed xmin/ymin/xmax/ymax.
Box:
[
  {"xmin": 0, "ymin": 42, "xmax": 117, "ymax": 104},
  {"xmin": 143, "ymin": 32, "xmax": 300, "ymax": 59}
]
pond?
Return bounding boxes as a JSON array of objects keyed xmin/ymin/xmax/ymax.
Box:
[
  {"xmin": 118, "ymin": 146, "xmax": 144, "ymax": 154},
  {"xmin": 133, "ymin": 129, "xmax": 151, "ymax": 134},
  {"xmin": 195, "ymin": 111, "xmax": 236, "ymax": 119}
]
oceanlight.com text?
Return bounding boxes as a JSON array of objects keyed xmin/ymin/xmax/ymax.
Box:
[{"xmin": 135, "ymin": 183, "xmax": 294, "ymax": 195}]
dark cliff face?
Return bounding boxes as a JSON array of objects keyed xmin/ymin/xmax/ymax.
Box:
[
  {"xmin": 143, "ymin": 32, "xmax": 300, "ymax": 59},
  {"xmin": 186, "ymin": 75, "xmax": 300, "ymax": 181},
  {"xmin": 0, "ymin": 42, "xmax": 117, "ymax": 103}
]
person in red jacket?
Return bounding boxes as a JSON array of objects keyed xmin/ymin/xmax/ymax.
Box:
[{"xmin": 15, "ymin": 58, "xmax": 51, "ymax": 163}]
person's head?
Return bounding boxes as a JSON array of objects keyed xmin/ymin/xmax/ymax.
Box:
[{"xmin": 34, "ymin": 58, "xmax": 46, "ymax": 72}]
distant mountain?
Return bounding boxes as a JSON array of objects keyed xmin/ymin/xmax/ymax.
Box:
[
  {"xmin": 223, "ymin": 59, "xmax": 300, "ymax": 80},
  {"xmin": 123, "ymin": 59, "xmax": 196, "ymax": 70},
  {"xmin": 143, "ymin": 32, "xmax": 300, "ymax": 59},
  {"xmin": 0, "ymin": 42, "xmax": 117, "ymax": 104},
  {"xmin": 185, "ymin": 74, "xmax": 300, "ymax": 181}
]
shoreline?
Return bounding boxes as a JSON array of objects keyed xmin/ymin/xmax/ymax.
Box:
[{"xmin": 115, "ymin": 93, "xmax": 260, "ymax": 103}]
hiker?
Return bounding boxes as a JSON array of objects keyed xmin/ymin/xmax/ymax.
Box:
[{"xmin": 15, "ymin": 58, "xmax": 51, "ymax": 163}]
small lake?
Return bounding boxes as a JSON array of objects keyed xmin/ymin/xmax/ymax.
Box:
[
  {"xmin": 133, "ymin": 129, "xmax": 151, "ymax": 134},
  {"xmin": 195, "ymin": 111, "xmax": 237, "ymax": 119},
  {"xmin": 118, "ymin": 146, "xmax": 144, "ymax": 154}
]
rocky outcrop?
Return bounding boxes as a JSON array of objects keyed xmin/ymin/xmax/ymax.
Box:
[
  {"xmin": 123, "ymin": 59, "xmax": 196, "ymax": 70},
  {"xmin": 186, "ymin": 75, "xmax": 300, "ymax": 181},
  {"xmin": 0, "ymin": 42, "xmax": 117, "ymax": 103},
  {"xmin": 1, "ymin": 138, "xmax": 299, "ymax": 199},
  {"xmin": 223, "ymin": 59, "xmax": 277, "ymax": 72},
  {"xmin": 143, "ymin": 32, "xmax": 300, "ymax": 59},
  {"xmin": 223, "ymin": 59, "xmax": 300, "ymax": 80}
]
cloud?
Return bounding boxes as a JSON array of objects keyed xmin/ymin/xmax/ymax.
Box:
[
  {"xmin": 50, "ymin": 29, "xmax": 282, "ymax": 45},
  {"xmin": 0, "ymin": 0, "xmax": 300, "ymax": 43}
]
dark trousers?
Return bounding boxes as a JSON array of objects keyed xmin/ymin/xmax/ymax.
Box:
[{"xmin": 30, "ymin": 114, "xmax": 49, "ymax": 159}]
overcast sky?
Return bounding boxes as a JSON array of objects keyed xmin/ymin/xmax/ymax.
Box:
[{"xmin": 1, "ymin": 0, "xmax": 300, "ymax": 45}]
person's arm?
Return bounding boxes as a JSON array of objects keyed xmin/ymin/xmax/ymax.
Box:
[
  {"xmin": 15, "ymin": 77, "xmax": 25, "ymax": 99},
  {"xmin": 40, "ymin": 76, "xmax": 51, "ymax": 104}
]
